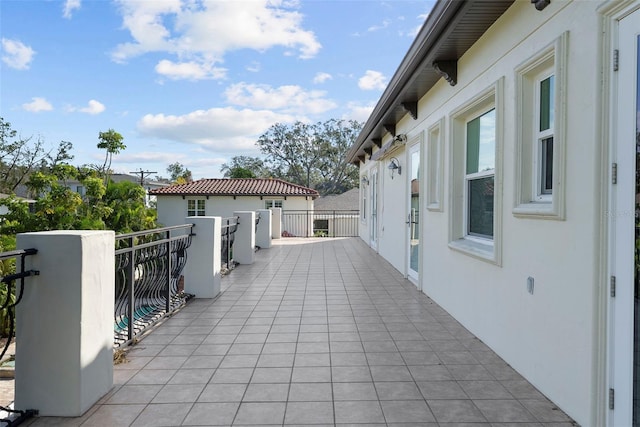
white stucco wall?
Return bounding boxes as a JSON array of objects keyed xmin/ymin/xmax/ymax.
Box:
[
  {"xmin": 360, "ymin": 1, "xmax": 605, "ymax": 424},
  {"xmin": 156, "ymin": 195, "xmax": 313, "ymax": 228}
]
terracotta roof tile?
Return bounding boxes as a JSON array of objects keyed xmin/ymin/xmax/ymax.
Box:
[{"xmin": 148, "ymin": 178, "xmax": 319, "ymax": 199}]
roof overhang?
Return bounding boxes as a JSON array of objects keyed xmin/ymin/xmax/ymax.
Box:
[{"xmin": 347, "ymin": 0, "xmax": 515, "ymax": 164}]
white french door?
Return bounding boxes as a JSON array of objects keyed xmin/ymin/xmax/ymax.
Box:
[{"xmin": 610, "ymin": 7, "xmax": 640, "ymax": 426}]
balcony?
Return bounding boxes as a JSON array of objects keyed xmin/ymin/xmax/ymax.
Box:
[{"xmin": 18, "ymin": 236, "xmax": 574, "ymax": 426}]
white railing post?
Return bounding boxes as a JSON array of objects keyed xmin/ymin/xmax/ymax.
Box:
[
  {"xmin": 183, "ymin": 216, "xmax": 221, "ymax": 298},
  {"xmin": 271, "ymin": 207, "xmax": 282, "ymax": 239},
  {"xmin": 16, "ymin": 230, "xmax": 115, "ymax": 417},
  {"xmin": 256, "ymin": 209, "xmax": 272, "ymax": 249},
  {"xmin": 233, "ymin": 211, "xmax": 255, "ymax": 264}
]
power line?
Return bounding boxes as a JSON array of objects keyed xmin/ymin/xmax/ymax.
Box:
[{"xmin": 130, "ymin": 169, "xmax": 157, "ymax": 186}]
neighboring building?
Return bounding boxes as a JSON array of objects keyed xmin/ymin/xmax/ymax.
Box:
[
  {"xmin": 62, "ymin": 173, "xmax": 170, "ymax": 206},
  {"xmin": 311, "ymin": 188, "xmax": 360, "ymax": 237},
  {"xmin": 347, "ymin": 1, "xmax": 639, "ymax": 426},
  {"xmin": 0, "ymin": 193, "xmax": 36, "ymax": 216},
  {"xmin": 149, "ymin": 178, "xmax": 319, "ymax": 231},
  {"xmin": 313, "ymin": 188, "xmax": 359, "ymax": 211}
]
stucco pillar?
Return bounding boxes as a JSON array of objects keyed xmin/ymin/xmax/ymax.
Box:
[
  {"xmin": 271, "ymin": 207, "xmax": 282, "ymax": 239},
  {"xmin": 233, "ymin": 211, "xmax": 255, "ymax": 264},
  {"xmin": 16, "ymin": 230, "xmax": 114, "ymax": 417},
  {"xmin": 256, "ymin": 209, "xmax": 272, "ymax": 249},
  {"xmin": 183, "ymin": 216, "xmax": 221, "ymax": 298}
]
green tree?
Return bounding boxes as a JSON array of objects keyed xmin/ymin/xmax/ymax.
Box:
[
  {"xmin": 256, "ymin": 119, "xmax": 362, "ymax": 195},
  {"xmin": 167, "ymin": 162, "xmax": 193, "ymax": 184},
  {"xmin": 0, "ymin": 117, "xmax": 74, "ymax": 194},
  {"xmin": 103, "ymin": 181, "xmax": 156, "ymax": 232},
  {"xmin": 220, "ymin": 156, "xmax": 269, "ymax": 178},
  {"xmin": 0, "ymin": 165, "xmax": 156, "ymax": 238},
  {"xmin": 97, "ymin": 129, "xmax": 125, "ymax": 182}
]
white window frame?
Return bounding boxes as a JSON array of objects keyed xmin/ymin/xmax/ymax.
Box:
[
  {"xmin": 265, "ymin": 199, "xmax": 283, "ymax": 209},
  {"xmin": 513, "ymin": 32, "xmax": 567, "ymax": 219},
  {"xmin": 187, "ymin": 199, "xmax": 206, "ymax": 216},
  {"xmin": 449, "ymin": 79, "xmax": 503, "ymax": 265},
  {"xmin": 427, "ymin": 118, "xmax": 445, "ymax": 212}
]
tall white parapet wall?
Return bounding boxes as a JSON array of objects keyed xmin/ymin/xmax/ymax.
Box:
[
  {"xmin": 256, "ymin": 209, "xmax": 272, "ymax": 249},
  {"xmin": 16, "ymin": 230, "xmax": 115, "ymax": 417},
  {"xmin": 234, "ymin": 211, "xmax": 256, "ymax": 265},
  {"xmin": 183, "ymin": 216, "xmax": 222, "ymax": 298},
  {"xmin": 271, "ymin": 207, "xmax": 282, "ymax": 239}
]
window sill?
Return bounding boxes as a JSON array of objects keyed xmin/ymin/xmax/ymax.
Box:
[
  {"xmin": 513, "ymin": 202, "xmax": 563, "ymax": 220},
  {"xmin": 448, "ymin": 237, "xmax": 498, "ymax": 265}
]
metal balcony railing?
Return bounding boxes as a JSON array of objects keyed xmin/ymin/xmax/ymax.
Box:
[
  {"xmin": 114, "ymin": 224, "xmax": 194, "ymax": 347},
  {"xmin": 0, "ymin": 248, "xmax": 39, "ymax": 424},
  {"xmin": 281, "ymin": 210, "xmax": 359, "ymax": 238}
]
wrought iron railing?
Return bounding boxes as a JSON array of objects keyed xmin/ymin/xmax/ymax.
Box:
[
  {"xmin": 114, "ymin": 224, "xmax": 194, "ymax": 347},
  {"xmin": 281, "ymin": 210, "xmax": 359, "ymax": 237},
  {"xmin": 0, "ymin": 248, "xmax": 39, "ymax": 424},
  {"xmin": 254, "ymin": 212, "xmax": 261, "ymax": 251},
  {"xmin": 221, "ymin": 216, "xmax": 239, "ymax": 270}
]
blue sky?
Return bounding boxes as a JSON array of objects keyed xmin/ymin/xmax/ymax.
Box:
[{"xmin": 1, "ymin": 0, "xmax": 432, "ymax": 180}]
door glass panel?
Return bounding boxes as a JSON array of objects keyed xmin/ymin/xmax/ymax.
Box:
[
  {"xmin": 410, "ymin": 149, "xmax": 420, "ymax": 274},
  {"xmin": 634, "ymin": 33, "xmax": 640, "ymax": 427}
]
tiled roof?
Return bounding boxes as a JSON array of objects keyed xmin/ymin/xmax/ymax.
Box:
[
  {"xmin": 313, "ymin": 188, "xmax": 359, "ymax": 211},
  {"xmin": 148, "ymin": 178, "xmax": 319, "ymax": 199}
]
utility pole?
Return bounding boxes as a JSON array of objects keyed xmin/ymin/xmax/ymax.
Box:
[{"xmin": 130, "ymin": 169, "xmax": 157, "ymax": 186}]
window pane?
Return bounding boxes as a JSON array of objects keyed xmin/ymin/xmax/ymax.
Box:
[
  {"xmin": 466, "ymin": 109, "xmax": 496, "ymax": 174},
  {"xmin": 197, "ymin": 200, "xmax": 205, "ymax": 210},
  {"xmin": 468, "ymin": 176, "xmax": 494, "ymax": 238},
  {"xmin": 541, "ymin": 137, "xmax": 553, "ymax": 194},
  {"xmin": 539, "ymin": 75, "xmax": 554, "ymax": 131}
]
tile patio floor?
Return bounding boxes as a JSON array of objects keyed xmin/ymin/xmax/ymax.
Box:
[{"xmin": 27, "ymin": 237, "xmax": 576, "ymax": 426}]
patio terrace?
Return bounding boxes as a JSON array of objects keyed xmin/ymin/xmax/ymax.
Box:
[{"xmin": 26, "ymin": 237, "xmax": 575, "ymax": 426}]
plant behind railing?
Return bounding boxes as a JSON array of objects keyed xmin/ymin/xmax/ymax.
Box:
[{"xmin": 114, "ymin": 224, "xmax": 194, "ymax": 347}]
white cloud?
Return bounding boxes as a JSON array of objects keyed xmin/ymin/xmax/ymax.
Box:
[
  {"xmin": 155, "ymin": 59, "xmax": 226, "ymax": 80},
  {"xmin": 343, "ymin": 102, "xmax": 375, "ymax": 123},
  {"xmin": 66, "ymin": 99, "xmax": 105, "ymax": 114},
  {"xmin": 358, "ymin": 70, "xmax": 387, "ymax": 91},
  {"xmin": 22, "ymin": 97, "xmax": 53, "ymax": 112},
  {"xmin": 112, "ymin": 0, "xmax": 321, "ymax": 80},
  {"xmin": 63, "ymin": 0, "xmax": 81, "ymax": 19},
  {"xmin": 313, "ymin": 72, "xmax": 332, "ymax": 84},
  {"xmin": 246, "ymin": 61, "xmax": 261, "ymax": 73},
  {"xmin": 224, "ymin": 83, "xmax": 337, "ymax": 115},
  {"xmin": 1, "ymin": 38, "xmax": 35, "ymax": 70},
  {"xmin": 137, "ymin": 107, "xmax": 296, "ymax": 151},
  {"xmin": 367, "ymin": 19, "xmax": 390, "ymax": 33},
  {"xmin": 80, "ymin": 99, "xmax": 106, "ymax": 114},
  {"xmin": 114, "ymin": 151, "xmax": 188, "ymax": 164}
]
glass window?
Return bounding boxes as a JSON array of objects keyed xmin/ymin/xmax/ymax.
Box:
[
  {"xmin": 449, "ymin": 79, "xmax": 503, "ymax": 264},
  {"xmin": 537, "ymin": 74, "xmax": 554, "ymax": 198},
  {"xmin": 265, "ymin": 200, "xmax": 283, "ymax": 209},
  {"xmin": 513, "ymin": 32, "xmax": 566, "ymax": 219},
  {"xmin": 466, "ymin": 109, "xmax": 496, "ymax": 239},
  {"xmin": 187, "ymin": 199, "xmax": 205, "ymax": 216}
]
